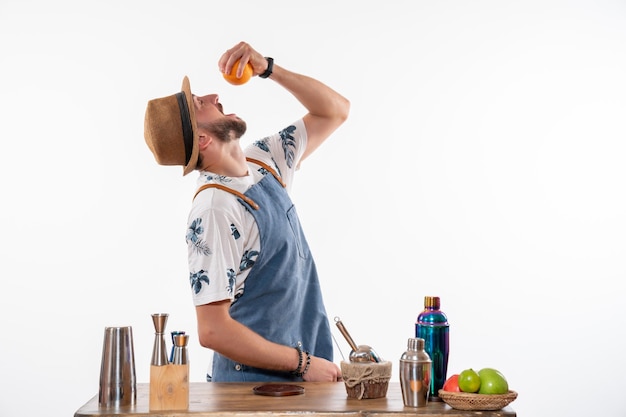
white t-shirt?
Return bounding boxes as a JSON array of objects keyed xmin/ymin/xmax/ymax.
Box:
[{"xmin": 186, "ymin": 119, "xmax": 307, "ymax": 306}]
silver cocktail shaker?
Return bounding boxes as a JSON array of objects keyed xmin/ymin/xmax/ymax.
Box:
[
  {"xmin": 99, "ymin": 326, "xmax": 136, "ymax": 408},
  {"xmin": 399, "ymin": 337, "xmax": 431, "ymax": 407}
]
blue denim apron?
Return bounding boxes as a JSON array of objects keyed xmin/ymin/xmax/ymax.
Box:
[{"xmin": 206, "ymin": 159, "xmax": 333, "ymax": 382}]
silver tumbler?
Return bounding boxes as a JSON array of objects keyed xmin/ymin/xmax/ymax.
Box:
[
  {"xmin": 99, "ymin": 326, "xmax": 137, "ymax": 408},
  {"xmin": 399, "ymin": 337, "xmax": 431, "ymax": 407}
]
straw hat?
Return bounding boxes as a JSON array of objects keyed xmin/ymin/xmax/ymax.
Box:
[{"xmin": 144, "ymin": 76, "xmax": 199, "ymax": 176}]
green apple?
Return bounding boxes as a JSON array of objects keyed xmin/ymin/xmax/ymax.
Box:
[
  {"xmin": 458, "ymin": 368, "xmax": 481, "ymax": 393},
  {"xmin": 478, "ymin": 368, "xmax": 509, "ymax": 394}
]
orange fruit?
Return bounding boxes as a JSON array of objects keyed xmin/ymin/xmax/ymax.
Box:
[{"xmin": 223, "ymin": 59, "xmax": 253, "ymax": 85}]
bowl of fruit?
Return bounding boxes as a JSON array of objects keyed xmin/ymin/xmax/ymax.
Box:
[{"xmin": 438, "ymin": 367, "xmax": 518, "ymax": 411}]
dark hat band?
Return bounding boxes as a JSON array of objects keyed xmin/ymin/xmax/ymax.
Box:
[{"xmin": 175, "ymin": 92, "xmax": 194, "ymax": 165}]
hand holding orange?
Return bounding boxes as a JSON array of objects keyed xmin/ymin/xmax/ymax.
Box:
[{"xmin": 223, "ymin": 59, "xmax": 253, "ymax": 85}]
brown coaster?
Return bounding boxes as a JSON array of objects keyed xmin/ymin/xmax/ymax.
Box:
[{"xmin": 253, "ymin": 383, "xmax": 305, "ymax": 396}]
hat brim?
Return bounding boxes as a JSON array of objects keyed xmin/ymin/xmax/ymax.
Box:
[{"xmin": 181, "ymin": 76, "xmax": 199, "ymax": 176}]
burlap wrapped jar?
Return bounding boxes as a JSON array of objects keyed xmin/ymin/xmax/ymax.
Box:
[{"xmin": 340, "ymin": 361, "xmax": 392, "ymax": 400}]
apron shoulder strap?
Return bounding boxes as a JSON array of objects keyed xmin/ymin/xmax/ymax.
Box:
[
  {"xmin": 193, "ymin": 183, "xmax": 259, "ymax": 210},
  {"xmin": 192, "ymin": 158, "xmax": 285, "ymax": 207},
  {"xmin": 246, "ymin": 157, "xmax": 286, "ymax": 188}
]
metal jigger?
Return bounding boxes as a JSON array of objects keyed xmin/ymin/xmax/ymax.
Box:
[
  {"xmin": 151, "ymin": 313, "xmax": 169, "ymax": 366},
  {"xmin": 170, "ymin": 331, "xmax": 186, "ymax": 363},
  {"xmin": 172, "ymin": 333, "xmax": 189, "ymax": 365}
]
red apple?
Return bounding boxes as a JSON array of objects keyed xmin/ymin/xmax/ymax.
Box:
[{"xmin": 442, "ymin": 374, "xmax": 461, "ymax": 392}]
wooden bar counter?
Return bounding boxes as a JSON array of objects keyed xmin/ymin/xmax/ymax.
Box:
[{"xmin": 75, "ymin": 382, "xmax": 516, "ymax": 417}]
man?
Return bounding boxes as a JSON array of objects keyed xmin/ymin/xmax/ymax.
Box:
[{"xmin": 144, "ymin": 41, "xmax": 349, "ymax": 382}]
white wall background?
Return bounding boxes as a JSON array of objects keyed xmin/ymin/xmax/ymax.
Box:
[{"xmin": 1, "ymin": 1, "xmax": 625, "ymax": 416}]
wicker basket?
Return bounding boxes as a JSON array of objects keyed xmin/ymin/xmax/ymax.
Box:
[{"xmin": 438, "ymin": 389, "xmax": 518, "ymax": 411}]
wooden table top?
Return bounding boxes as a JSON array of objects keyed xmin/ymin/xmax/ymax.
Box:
[{"xmin": 74, "ymin": 382, "xmax": 516, "ymax": 417}]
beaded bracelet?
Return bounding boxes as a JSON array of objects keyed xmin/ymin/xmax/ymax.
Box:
[
  {"xmin": 301, "ymin": 350, "xmax": 311, "ymax": 376},
  {"xmin": 290, "ymin": 342, "xmax": 304, "ymax": 376}
]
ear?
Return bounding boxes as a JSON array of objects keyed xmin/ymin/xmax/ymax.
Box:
[{"xmin": 198, "ymin": 132, "xmax": 212, "ymax": 151}]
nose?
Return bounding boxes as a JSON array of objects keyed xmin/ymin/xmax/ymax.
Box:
[{"xmin": 199, "ymin": 94, "xmax": 219, "ymax": 103}]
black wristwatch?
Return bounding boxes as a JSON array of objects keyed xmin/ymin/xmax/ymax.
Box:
[{"xmin": 259, "ymin": 57, "xmax": 274, "ymax": 79}]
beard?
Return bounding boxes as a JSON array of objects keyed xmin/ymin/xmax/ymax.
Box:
[{"xmin": 202, "ymin": 117, "xmax": 247, "ymax": 142}]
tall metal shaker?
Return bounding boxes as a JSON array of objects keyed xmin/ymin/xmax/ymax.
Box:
[
  {"xmin": 98, "ymin": 326, "xmax": 137, "ymax": 408},
  {"xmin": 399, "ymin": 337, "xmax": 431, "ymax": 407},
  {"xmin": 415, "ymin": 296, "xmax": 449, "ymax": 401}
]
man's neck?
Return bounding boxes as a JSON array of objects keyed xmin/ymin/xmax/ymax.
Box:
[{"xmin": 199, "ymin": 144, "xmax": 248, "ymax": 177}]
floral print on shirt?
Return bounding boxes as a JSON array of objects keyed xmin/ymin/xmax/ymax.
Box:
[{"xmin": 187, "ymin": 121, "xmax": 306, "ymax": 304}]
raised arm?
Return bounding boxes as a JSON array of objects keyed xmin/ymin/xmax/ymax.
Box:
[{"xmin": 219, "ymin": 42, "xmax": 350, "ymax": 161}]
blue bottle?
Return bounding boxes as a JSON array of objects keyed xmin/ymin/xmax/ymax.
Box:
[{"xmin": 415, "ymin": 296, "xmax": 449, "ymax": 401}]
